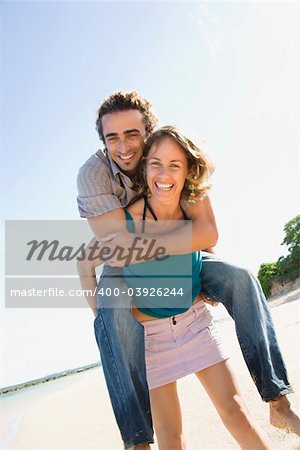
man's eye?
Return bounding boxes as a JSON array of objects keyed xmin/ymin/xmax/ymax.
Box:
[
  {"xmin": 150, "ymin": 162, "xmax": 160, "ymax": 166},
  {"xmin": 171, "ymin": 165, "xmax": 180, "ymax": 169},
  {"xmin": 108, "ymin": 137, "xmax": 118, "ymax": 142},
  {"xmin": 128, "ymin": 133, "xmax": 139, "ymax": 138}
]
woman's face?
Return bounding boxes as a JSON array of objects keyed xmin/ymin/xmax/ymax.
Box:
[{"xmin": 146, "ymin": 136, "xmax": 189, "ymax": 203}]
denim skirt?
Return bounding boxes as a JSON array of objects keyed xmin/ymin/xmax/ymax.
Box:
[{"xmin": 143, "ymin": 301, "xmax": 228, "ymax": 390}]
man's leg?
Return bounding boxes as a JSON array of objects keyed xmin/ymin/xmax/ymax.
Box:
[
  {"xmin": 94, "ymin": 265, "xmax": 154, "ymax": 449},
  {"xmin": 201, "ymin": 252, "xmax": 300, "ymax": 436}
]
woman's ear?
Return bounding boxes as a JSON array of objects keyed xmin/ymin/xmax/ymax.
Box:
[
  {"xmin": 186, "ymin": 167, "xmax": 194, "ymax": 181},
  {"xmin": 186, "ymin": 169, "xmax": 194, "ymax": 182},
  {"xmin": 188, "ymin": 165, "xmax": 200, "ymax": 182}
]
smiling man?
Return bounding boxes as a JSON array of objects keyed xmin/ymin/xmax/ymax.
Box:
[
  {"xmin": 101, "ymin": 109, "xmax": 144, "ymax": 176},
  {"xmin": 77, "ymin": 91, "xmax": 299, "ymax": 449}
]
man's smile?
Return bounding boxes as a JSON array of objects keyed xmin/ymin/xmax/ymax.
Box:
[{"xmin": 118, "ymin": 152, "xmax": 135, "ymax": 161}]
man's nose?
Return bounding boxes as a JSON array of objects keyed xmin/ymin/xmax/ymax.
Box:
[{"xmin": 117, "ymin": 138, "xmax": 129, "ymax": 153}]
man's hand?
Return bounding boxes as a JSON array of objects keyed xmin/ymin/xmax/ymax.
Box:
[{"xmin": 101, "ymin": 232, "xmax": 136, "ymax": 267}]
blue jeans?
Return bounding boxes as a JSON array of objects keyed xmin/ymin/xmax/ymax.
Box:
[{"xmin": 94, "ymin": 253, "xmax": 292, "ymax": 448}]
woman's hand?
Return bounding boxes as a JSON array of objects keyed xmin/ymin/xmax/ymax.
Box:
[{"xmin": 199, "ymin": 292, "xmax": 219, "ymax": 307}]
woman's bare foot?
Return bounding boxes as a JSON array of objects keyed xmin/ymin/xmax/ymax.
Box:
[{"xmin": 269, "ymin": 396, "xmax": 300, "ymax": 437}]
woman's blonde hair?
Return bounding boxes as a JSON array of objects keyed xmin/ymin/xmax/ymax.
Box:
[{"xmin": 133, "ymin": 126, "xmax": 215, "ymax": 201}]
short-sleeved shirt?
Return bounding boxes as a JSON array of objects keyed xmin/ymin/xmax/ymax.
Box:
[{"xmin": 77, "ymin": 149, "xmax": 138, "ymax": 218}]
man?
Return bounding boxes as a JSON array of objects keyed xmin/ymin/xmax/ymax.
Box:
[{"xmin": 77, "ymin": 91, "xmax": 299, "ymax": 449}]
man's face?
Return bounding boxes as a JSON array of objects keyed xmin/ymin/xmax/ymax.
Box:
[{"xmin": 102, "ymin": 110, "xmax": 146, "ymax": 177}]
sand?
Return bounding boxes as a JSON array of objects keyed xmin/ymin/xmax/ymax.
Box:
[{"xmin": 1, "ymin": 292, "xmax": 300, "ymax": 450}]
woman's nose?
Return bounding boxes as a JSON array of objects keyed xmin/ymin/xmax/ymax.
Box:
[{"xmin": 158, "ymin": 166, "xmax": 170, "ymax": 177}]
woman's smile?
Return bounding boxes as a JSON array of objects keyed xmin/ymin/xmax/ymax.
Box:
[{"xmin": 154, "ymin": 182, "xmax": 174, "ymax": 191}]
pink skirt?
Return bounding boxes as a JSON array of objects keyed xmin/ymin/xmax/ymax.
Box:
[{"xmin": 143, "ymin": 301, "xmax": 229, "ymax": 389}]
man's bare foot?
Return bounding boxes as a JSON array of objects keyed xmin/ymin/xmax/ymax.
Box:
[{"xmin": 269, "ymin": 395, "xmax": 300, "ymax": 437}]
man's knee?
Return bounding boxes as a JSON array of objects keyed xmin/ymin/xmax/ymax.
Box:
[
  {"xmin": 231, "ymin": 266, "xmax": 254, "ymax": 284},
  {"xmin": 213, "ymin": 263, "xmax": 253, "ymax": 290}
]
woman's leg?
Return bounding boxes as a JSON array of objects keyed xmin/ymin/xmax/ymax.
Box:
[
  {"xmin": 149, "ymin": 382, "xmax": 186, "ymax": 450},
  {"xmin": 195, "ymin": 360, "xmax": 272, "ymax": 449}
]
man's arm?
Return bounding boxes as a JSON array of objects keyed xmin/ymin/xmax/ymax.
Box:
[
  {"xmin": 88, "ymin": 208, "xmax": 128, "ymax": 240},
  {"xmin": 77, "ymin": 258, "xmax": 98, "ymax": 318},
  {"xmin": 77, "ymin": 236, "xmax": 119, "ymax": 317}
]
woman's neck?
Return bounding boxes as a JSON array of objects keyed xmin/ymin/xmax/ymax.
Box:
[{"xmin": 146, "ymin": 196, "xmax": 182, "ymax": 221}]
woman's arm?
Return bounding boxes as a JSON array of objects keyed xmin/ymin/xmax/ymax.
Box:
[{"xmin": 162, "ymin": 194, "xmax": 218, "ymax": 253}]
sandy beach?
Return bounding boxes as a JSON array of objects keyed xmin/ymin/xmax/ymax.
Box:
[{"xmin": 1, "ymin": 290, "xmax": 300, "ymax": 450}]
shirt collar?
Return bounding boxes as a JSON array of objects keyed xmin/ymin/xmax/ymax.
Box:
[{"xmin": 106, "ymin": 151, "xmax": 122, "ymax": 177}]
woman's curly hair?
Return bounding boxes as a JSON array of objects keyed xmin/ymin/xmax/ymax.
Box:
[{"xmin": 133, "ymin": 126, "xmax": 215, "ymax": 201}]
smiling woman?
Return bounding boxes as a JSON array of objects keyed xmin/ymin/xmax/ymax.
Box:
[
  {"xmin": 134, "ymin": 125, "xmax": 215, "ymax": 203},
  {"xmin": 78, "ymin": 125, "xmax": 272, "ymax": 450}
]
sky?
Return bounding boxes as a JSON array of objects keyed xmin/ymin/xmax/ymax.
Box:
[
  {"xmin": 1, "ymin": 1, "xmax": 298, "ymax": 271},
  {"xmin": 1, "ymin": 1, "xmax": 299, "ymax": 386}
]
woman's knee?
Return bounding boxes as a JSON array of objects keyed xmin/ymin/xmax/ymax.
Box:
[
  {"xmin": 155, "ymin": 429, "xmax": 186, "ymax": 450},
  {"xmin": 218, "ymin": 395, "xmax": 251, "ymax": 427}
]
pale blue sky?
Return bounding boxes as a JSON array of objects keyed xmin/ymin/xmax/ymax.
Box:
[
  {"xmin": 2, "ymin": 2, "xmax": 298, "ymax": 274},
  {"xmin": 1, "ymin": 2, "xmax": 299, "ymax": 387}
]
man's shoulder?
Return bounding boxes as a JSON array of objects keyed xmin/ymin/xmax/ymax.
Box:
[{"xmin": 78, "ymin": 149, "xmax": 112, "ymax": 179}]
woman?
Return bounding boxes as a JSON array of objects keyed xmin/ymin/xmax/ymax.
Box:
[{"xmin": 78, "ymin": 126, "xmax": 271, "ymax": 450}]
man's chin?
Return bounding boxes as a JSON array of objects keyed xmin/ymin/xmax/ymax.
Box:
[{"xmin": 121, "ymin": 162, "xmax": 138, "ymax": 176}]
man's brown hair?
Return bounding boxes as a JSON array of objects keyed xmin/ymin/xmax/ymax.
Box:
[{"xmin": 96, "ymin": 91, "xmax": 158, "ymax": 142}]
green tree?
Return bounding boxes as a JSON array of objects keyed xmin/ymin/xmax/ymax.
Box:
[
  {"xmin": 277, "ymin": 215, "xmax": 300, "ymax": 282},
  {"xmin": 258, "ymin": 263, "xmax": 279, "ymax": 298},
  {"xmin": 258, "ymin": 215, "xmax": 300, "ymax": 298},
  {"xmin": 281, "ymin": 215, "xmax": 300, "ymax": 252}
]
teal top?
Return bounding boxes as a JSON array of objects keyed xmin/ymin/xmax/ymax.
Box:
[{"xmin": 122, "ymin": 209, "xmax": 202, "ymax": 319}]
